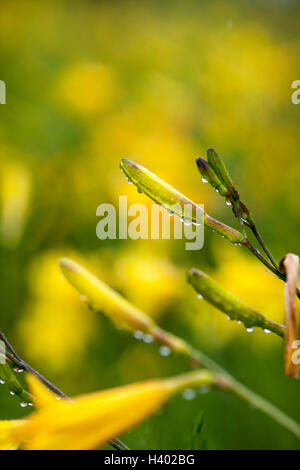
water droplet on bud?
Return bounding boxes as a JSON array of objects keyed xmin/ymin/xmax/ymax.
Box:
[
  {"xmin": 182, "ymin": 388, "xmax": 196, "ymax": 400},
  {"xmin": 143, "ymin": 334, "xmax": 154, "ymax": 344},
  {"xmin": 133, "ymin": 330, "xmax": 144, "ymax": 340},
  {"xmin": 159, "ymin": 346, "xmax": 171, "ymax": 357}
]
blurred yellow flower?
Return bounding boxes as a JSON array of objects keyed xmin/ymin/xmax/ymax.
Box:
[
  {"xmin": 56, "ymin": 62, "xmax": 118, "ymax": 115},
  {"xmin": 115, "ymin": 248, "xmax": 183, "ymax": 318},
  {"xmin": 0, "ymin": 161, "xmax": 31, "ymax": 247},
  {"xmin": 18, "ymin": 252, "xmax": 97, "ymax": 373}
]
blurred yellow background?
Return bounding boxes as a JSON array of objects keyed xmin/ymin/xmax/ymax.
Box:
[{"xmin": 0, "ymin": 0, "xmax": 299, "ymax": 449}]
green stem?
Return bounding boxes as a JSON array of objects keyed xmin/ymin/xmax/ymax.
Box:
[
  {"xmin": 248, "ymin": 219, "xmax": 278, "ymax": 269},
  {"xmin": 184, "ymin": 345, "xmax": 300, "ymax": 440}
]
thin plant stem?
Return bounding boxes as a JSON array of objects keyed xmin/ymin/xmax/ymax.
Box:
[
  {"xmin": 248, "ymin": 220, "xmax": 278, "ymax": 269},
  {"xmin": 245, "ymin": 244, "xmax": 300, "ymax": 300},
  {"xmin": 183, "ymin": 345, "xmax": 300, "ymax": 440}
]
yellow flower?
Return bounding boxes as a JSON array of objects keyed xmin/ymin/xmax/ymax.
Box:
[
  {"xmin": 2, "ymin": 371, "xmax": 215, "ymax": 450},
  {"xmin": 57, "ymin": 62, "xmax": 117, "ymax": 115},
  {"xmin": 0, "ymin": 421, "xmax": 22, "ymax": 450}
]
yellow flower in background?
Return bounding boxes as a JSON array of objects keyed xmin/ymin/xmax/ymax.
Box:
[
  {"xmin": 0, "ymin": 160, "xmax": 31, "ymax": 248},
  {"xmin": 18, "ymin": 252, "xmax": 97, "ymax": 373},
  {"xmin": 56, "ymin": 62, "xmax": 118, "ymax": 115},
  {"xmin": 2, "ymin": 371, "xmax": 215, "ymax": 450},
  {"xmin": 115, "ymin": 248, "xmax": 183, "ymax": 318}
]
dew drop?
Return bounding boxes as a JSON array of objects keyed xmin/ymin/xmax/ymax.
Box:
[
  {"xmin": 226, "ymin": 315, "xmax": 232, "ymax": 320},
  {"xmin": 264, "ymin": 329, "xmax": 271, "ymax": 334},
  {"xmin": 167, "ymin": 210, "xmax": 174, "ymax": 216},
  {"xmin": 237, "ymin": 320, "xmax": 242, "ymax": 324},
  {"xmin": 159, "ymin": 346, "xmax": 171, "ymax": 357},
  {"xmin": 143, "ymin": 334, "xmax": 154, "ymax": 344},
  {"xmin": 226, "ymin": 200, "xmax": 232, "ymax": 206},
  {"xmin": 10, "ymin": 391, "xmax": 15, "ymax": 396},
  {"xmin": 20, "ymin": 402, "xmax": 28, "ymax": 408},
  {"xmin": 201, "ymin": 177, "xmax": 208, "ymax": 183},
  {"xmin": 246, "ymin": 327, "xmax": 254, "ymax": 333},
  {"xmin": 182, "ymin": 388, "xmax": 196, "ymax": 400},
  {"xmin": 0, "ymin": 379, "xmax": 5, "ymax": 385},
  {"xmin": 197, "ymin": 294, "xmax": 203, "ymax": 300},
  {"xmin": 133, "ymin": 330, "xmax": 144, "ymax": 340},
  {"xmin": 28, "ymin": 402, "xmax": 34, "ymax": 407}
]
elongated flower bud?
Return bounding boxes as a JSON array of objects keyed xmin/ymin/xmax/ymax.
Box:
[
  {"xmin": 120, "ymin": 159, "xmax": 244, "ymax": 245},
  {"xmin": 59, "ymin": 258, "xmax": 188, "ymax": 353},
  {"xmin": 187, "ymin": 267, "xmax": 285, "ymax": 337},
  {"xmin": 206, "ymin": 149, "xmax": 251, "ymax": 221},
  {"xmin": 206, "ymin": 148, "xmax": 239, "ymax": 200},
  {"xmin": 196, "ymin": 157, "xmax": 228, "ymax": 196}
]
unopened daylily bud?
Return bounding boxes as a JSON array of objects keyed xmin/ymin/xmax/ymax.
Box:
[
  {"xmin": 120, "ymin": 159, "xmax": 244, "ymax": 245},
  {"xmin": 206, "ymin": 149, "xmax": 251, "ymax": 221},
  {"xmin": 187, "ymin": 268, "xmax": 285, "ymax": 337},
  {"xmin": 196, "ymin": 157, "xmax": 228, "ymax": 196},
  {"xmin": 206, "ymin": 148, "xmax": 239, "ymax": 201},
  {"xmin": 59, "ymin": 258, "xmax": 188, "ymax": 354}
]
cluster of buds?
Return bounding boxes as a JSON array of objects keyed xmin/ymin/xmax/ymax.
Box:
[{"xmin": 196, "ymin": 149, "xmax": 251, "ymax": 223}]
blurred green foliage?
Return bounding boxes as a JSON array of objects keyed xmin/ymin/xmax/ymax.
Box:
[{"xmin": 0, "ymin": 0, "xmax": 300, "ymax": 449}]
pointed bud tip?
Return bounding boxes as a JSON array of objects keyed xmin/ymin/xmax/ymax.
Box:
[
  {"xmin": 120, "ymin": 158, "xmax": 138, "ymax": 170},
  {"xmin": 59, "ymin": 258, "xmax": 78, "ymax": 274},
  {"xmin": 195, "ymin": 157, "xmax": 209, "ymax": 171}
]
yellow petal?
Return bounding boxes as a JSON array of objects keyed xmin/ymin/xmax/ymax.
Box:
[
  {"xmin": 14, "ymin": 370, "xmax": 215, "ymax": 450},
  {"xmin": 27, "ymin": 373, "xmax": 62, "ymax": 409},
  {"xmin": 0, "ymin": 421, "xmax": 23, "ymax": 450}
]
